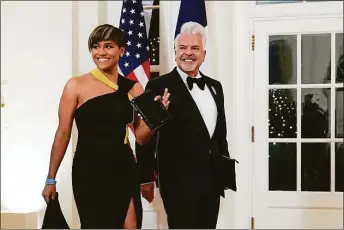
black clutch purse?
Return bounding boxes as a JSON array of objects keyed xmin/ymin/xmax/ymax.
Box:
[{"xmin": 130, "ymin": 90, "xmax": 172, "ymax": 131}]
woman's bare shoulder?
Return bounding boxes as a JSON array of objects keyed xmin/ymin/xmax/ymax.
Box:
[
  {"xmin": 63, "ymin": 73, "xmax": 93, "ymax": 94},
  {"xmin": 69, "ymin": 73, "xmax": 94, "ymax": 86},
  {"xmin": 73, "ymin": 72, "xmax": 93, "ymax": 82}
]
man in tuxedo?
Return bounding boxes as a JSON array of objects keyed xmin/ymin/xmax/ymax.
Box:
[{"xmin": 143, "ymin": 21, "xmax": 236, "ymax": 228}]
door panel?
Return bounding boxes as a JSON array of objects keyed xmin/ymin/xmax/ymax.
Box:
[{"xmin": 253, "ymin": 17, "xmax": 343, "ymax": 229}]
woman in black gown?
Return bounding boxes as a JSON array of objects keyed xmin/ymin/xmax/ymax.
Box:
[{"xmin": 42, "ymin": 24, "xmax": 170, "ymax": 229}]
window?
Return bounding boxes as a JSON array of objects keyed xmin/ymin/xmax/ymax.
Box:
[{"xmin": 268, "ymin": 32, "xmax": 343, "ymax": 192}]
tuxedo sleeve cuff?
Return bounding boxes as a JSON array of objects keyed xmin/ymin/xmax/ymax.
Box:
[{"xmin": 141, "ymin": 182, "xmax": 154, "ymax": 185}]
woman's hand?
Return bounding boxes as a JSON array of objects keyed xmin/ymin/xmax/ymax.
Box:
[
  {"xmin": 42, "ymin": 184, "xmax": 56, "ymax": 203},
  {"xmin": 154, "ymin": 88, "xmax": 170, "ymax": 109}
]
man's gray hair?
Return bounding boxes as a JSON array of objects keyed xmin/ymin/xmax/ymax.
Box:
[{"xmin": 174, "ymin": 21, "xmax": 207, "ymax": 50}]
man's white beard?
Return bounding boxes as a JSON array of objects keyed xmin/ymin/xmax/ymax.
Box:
[{"xmin": 180, "ymin": 62, "xmax": 197, "ymax": 73}]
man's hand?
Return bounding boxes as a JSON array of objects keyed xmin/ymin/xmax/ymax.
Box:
[
  {"xmin": 141, "ymin": 183, "xmax": 155, "ymax": 203},
  {"xmin": 154, "ymin": 88, "xmax": 170, "ymax": 110}
]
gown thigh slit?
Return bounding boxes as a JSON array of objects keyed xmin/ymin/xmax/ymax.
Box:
[{"xmin": 124, "ymin": 197, "xmax": 139, "ymax": 228}]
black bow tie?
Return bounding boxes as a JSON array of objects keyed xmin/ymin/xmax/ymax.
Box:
[{"xmin": 186, "ymin": 76, "xmax": 206, "ymax": 90}]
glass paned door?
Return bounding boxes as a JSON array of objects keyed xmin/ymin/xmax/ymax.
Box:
[{"xmin": 253, "ymin": 17, "xmax": 343, "ymax": 229}]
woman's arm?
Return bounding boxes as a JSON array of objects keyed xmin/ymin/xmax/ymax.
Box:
[
  {"xmin": 47, "ymin": 78, "xmax": 78, "ymax": 179},
  {"xmin": 129, "ymin": 82, "xmax": 170, "ymax": 145}
]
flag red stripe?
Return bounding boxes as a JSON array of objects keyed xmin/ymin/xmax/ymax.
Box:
[
  {"xmin": 142, "ymin": 60, "xmax": 151, "ymax": 79},
  {"xmin": 127, "ymin": 72, "xmax": 138, "ymax": 82}
]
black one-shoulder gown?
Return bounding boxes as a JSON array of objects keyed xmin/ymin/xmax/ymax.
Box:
[{"xmin": 72, "ymin": 76, "xmax": 142, "ymax": 228}]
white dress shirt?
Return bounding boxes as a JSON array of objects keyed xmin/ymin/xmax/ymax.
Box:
[{"xmin": 176, "ymin": 67, "xmax": 218, "ymax": 138}]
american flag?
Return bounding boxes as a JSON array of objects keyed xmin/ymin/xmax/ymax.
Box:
[{"xmin": 119, "ymin": 0, "xmax": 151, "ymax": 88}]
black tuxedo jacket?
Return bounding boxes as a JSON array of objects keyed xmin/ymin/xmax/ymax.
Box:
[{"xmin": 140, "ymin": 67, "xmax": 236, "ymax": 204}]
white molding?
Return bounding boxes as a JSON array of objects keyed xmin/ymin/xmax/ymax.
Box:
[
  {"xmin": 106, "ymin": 1, "xmax": 122, "ymax": 27},
  {"xmin": 249, "ymin": 5, "xmax": 343, "ymax": 228},
  {"xmin": 1, "ymin": 212, "xmax": 39, "ymax": 229},
  {"xmin": 159, "ymin": 0, "xmax": 176, "ymax": 75},
  {"xmin": 76, "ymin": 1, "xmax": 99, "ymax": 76},
  {"xmin": 72, "ymin": 1, "xmax": 79, "ymax": 77},
  {"xmin": 71, "ymin": 2, "xmax": 99, "ymax": 228},
  {"xmin": 98, "ymin": 1, "xmax": 108, "ymax": 25},
  {"xmin": 231, "ymin": 2, "xmax": 255, "ymax": 229},
  {"xmin": 143, "ymin": 5, "xmax": 159, "ymax": 10},
  {"xmin": 267, "ymin": 192, "xmax": 343, "ymax": 209},
  {"xmin": 71, "ymin": 3, "xmax": 80, "ymax": 229},
  {"xmin": 250, "ymin": 1, "xmax": 343, "ymax": 19},
  {"xmin": 232, "ymin": 1, "xmax": 344, "ymax": 228},
  {"xmin": 150, "ymin": 65, "xmax": 160, "ymax": 72}
]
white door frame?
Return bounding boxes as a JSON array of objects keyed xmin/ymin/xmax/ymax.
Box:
[
  {"xmin": 252, "ymin": 16, "xmax": 343, "ymax": 228},
  {"xmin": 246, "ymin": 1, "xmax": 343, "ymax": 228}
]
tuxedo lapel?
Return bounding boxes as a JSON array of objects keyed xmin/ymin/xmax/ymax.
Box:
[{"xmin": 169, "ymin": 68, "xmax": 210, "ymax": 140}]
